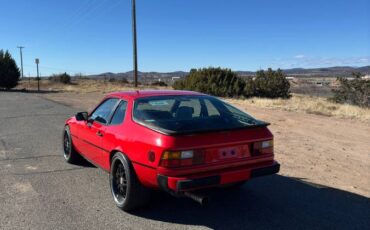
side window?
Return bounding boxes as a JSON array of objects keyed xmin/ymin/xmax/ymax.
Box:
[
  {"xmin": 90, "ymin": 98, "xmax": 119, "ymax": 124},
  {"xmin": 178, "ymin": 99, "xmax": 201, "ymax": 118},
  {"xmin": 204, "ymin": 99, "xmax": 221, "ymax": 116},
  {"xmin": 110, "ymin": 101, "xmax": 128, "ymax": 125}
]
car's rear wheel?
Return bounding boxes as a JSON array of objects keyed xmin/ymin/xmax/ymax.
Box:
[
  {"xmin": 63, "ymin": 126, "xmax": 81, "ymax": 164},
  {"xmin": 110, "ymin": 152, "xmax": 151, "ymax": 211}
]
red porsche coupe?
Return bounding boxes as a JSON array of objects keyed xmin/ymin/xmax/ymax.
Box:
[{"xmin": 63, "ymin": 90, "xmax": 280, "ymax": 211}]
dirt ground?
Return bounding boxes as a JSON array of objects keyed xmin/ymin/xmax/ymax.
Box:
[{"xmin": 40, "ymin": 91, "xmax": 370, "ymax": 198}]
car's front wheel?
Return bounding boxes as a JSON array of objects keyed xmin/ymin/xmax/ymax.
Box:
[
  {"xmin": 63, "ymin": 126, "xmax": 82, "ymax": 164},
  {"xmin": 110, "ymin": 152, "xmax": 151, "ymax": 211}
]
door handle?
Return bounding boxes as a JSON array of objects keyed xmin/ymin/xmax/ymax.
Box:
[{"xmin": 96, "ymin": 131, "xmax": 104, "ymax": 137}]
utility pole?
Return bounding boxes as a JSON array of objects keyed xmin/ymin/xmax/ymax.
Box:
[
  {"xmin": 132, "ymin": 0, "xmax": 138, "ymax": 87},
  {"xmin": 35, "ymin": 58, "xmax": 40, "ymax": 92},
  {"xmin": 17, "ymin": 46, "xmax": 25, "ymax": 79}
]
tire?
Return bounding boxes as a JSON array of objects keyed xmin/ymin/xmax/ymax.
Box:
[
  {"xmin": 63, "ymin": 126, "xmax": 82, "ymax": 164},
  {"xmin": 110, "ymin": 152, "xmax": 151, "ymax": 211}
]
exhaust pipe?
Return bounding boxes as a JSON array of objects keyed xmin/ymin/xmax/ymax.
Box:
[{"xmin": 184, "ymin": 192, "xmax": 209, "ymax": 206}]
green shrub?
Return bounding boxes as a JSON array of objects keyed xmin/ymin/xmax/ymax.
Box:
[
  {"xmin": 244, "ymin": 78, "xmax": 257, "ymax": 98},
  {"xmin": 173, "ymin": 78, "xmax": 186, "ymax": 89},
  {"xmin": 120, "ymin": 78, "xmax": 129, "ymax": 84},
  {"xmin": 251, "ymin": 68, "xmax": 290, "ymax": 98},
  {"xmin": 331, "ymin": 73, "xmax": 370, "ymax": 107},
  {"xmin": 50, "ymin": 72, "xmax": 71, "ymax": 84},
  {"xmin": 173, "ymin": 67, "xmax": 245, "ymax": 97},
  {"xmin": 151, "ymin": 81, "xmax": 168, "ymax": 86},
  {"xmin": 173, "ymin": 67, "xmax": 290, "ymax": 99},
  {"xmin": 0, "ymin": 50, "xmax": 20, "ymax": 89}
]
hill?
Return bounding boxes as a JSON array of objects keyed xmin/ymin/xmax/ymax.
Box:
[{"xmin": 86, "ymin": 66, "xmax": 370, "ymax": 81}]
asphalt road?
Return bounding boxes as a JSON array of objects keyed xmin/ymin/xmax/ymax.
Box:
[{"xmin": 0, "ymin": 92, "xmax": 369, "ymax": 230}]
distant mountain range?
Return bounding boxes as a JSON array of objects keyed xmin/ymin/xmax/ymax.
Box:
[
  {"xmin": 86, "ymin": 66, "xmax": 370, "ymax": 81},
  {"xmin": 238, "ymin": 66, "xmax": 370, "ymax": 77}
]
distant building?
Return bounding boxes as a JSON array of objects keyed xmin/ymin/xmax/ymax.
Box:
[
  {"xmin": 346, "ymin": 75, "xmax": 370, "ymax": 80},
  {"xmin": 285, "ymin": 76, "xmax": 295, "ymax": 80}
]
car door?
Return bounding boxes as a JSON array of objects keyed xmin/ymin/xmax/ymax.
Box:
[
  {"xmin": 78, "ymin": 98, "xmax": 119, "ymax": 164},
  {"xmin": 97, "ymin": 100, "xmax": 128, "ymax": 170}
]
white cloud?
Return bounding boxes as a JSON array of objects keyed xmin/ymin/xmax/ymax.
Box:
[{"xmin": 269, "ymin": 56, "xmax": 370, "ymax": 69}]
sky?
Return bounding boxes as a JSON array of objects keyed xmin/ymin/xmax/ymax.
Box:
[{"xmin": 0, "ymin": 0, "xmax": 369, "ymax": 76}]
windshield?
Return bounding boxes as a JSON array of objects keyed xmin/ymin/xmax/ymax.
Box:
[{"xmin": 133, "ymin": 95, "xmax": 267, "ymax": 134}]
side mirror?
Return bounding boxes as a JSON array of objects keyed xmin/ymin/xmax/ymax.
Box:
[{"xmin": 75, "ymin": 112, "xmax": 88, "ymax": 121}]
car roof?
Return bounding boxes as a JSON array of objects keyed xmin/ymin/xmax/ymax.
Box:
[{"xmin": 107, "ymin": 90, "xmax": 205, "ymax": 100}]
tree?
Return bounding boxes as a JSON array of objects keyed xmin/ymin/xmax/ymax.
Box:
[
  {"xmin": 244, "ymin": 78, "xmax": 256, "ymax": 97},
  {"xmin": 151, "ymin": 81, "xmax": 168, "ymax": 86},
  {"xmin": 0, "ymin": 50, "xmax": 20, "ymax": 89},
  {"xmin": 120, "ymin": 78, "xmax": 129, "ymax": 84},
  {"xmin": 50, "ymin": 72, "xmax": 71, "ymax": 84},
  {"xmin": 252, "ymin": 68, "xmax": 290, "ymax": 98},
  {"xmin": 173, "ymin": 67, "xmax": 245, "ymax": 97},
  {"xmin": 173, "ymin": 67, "xmax": 291, "ymax": 99},
  {"xmin": 331, "ymin": 72, "xmax": 370, "ymax": 107}
]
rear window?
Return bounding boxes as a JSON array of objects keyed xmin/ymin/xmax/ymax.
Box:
[{"xmin": 133, "ymin": 95, "xmax": 267, "ymax": 134}]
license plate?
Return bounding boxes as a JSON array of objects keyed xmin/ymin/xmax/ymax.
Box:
[{"xmin": 218, "ymin": 147, "xmax": 238, "ymax": 159}]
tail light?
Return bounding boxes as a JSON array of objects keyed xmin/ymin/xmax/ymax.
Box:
[
  {"xmin": 252, "ymin": 140, "xmax": 273, "ymax": 156},
  {"xmin": 159, "ymin": 150, "xmax": 205, "ymax": 168}
]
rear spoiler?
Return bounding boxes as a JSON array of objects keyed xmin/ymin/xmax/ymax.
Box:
[{"xmin": 138, "ymin": 120, "xmax": 270, "ymax": 136}]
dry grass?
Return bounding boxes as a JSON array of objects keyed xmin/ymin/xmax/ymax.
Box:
[
  {"xmin": 63, "ymin": 79, "xmax": 170, "ymax": 93},
  {"xmin": 17, "ymin": 79, "xmax": 170, "ymax": 93},
  {"xmin": 226, "ymin": 94, "xmax": 370, "ymax": 122},
  {"xmin": 18, "ymin": 79, "xmax": 370, "ymax": 122}
]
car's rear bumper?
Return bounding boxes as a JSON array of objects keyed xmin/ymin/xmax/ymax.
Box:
[{"xmin": 157, "ymin": 161, "xmax": 280, "ymax": 192}]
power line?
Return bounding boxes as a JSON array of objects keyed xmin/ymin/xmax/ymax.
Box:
[
  {"xmin": 63, "ymin": 0, "xmax": 111, "ymax": 30},
  {"xmin": 59, "ymin": 0, "xmax": 97, "ymax": 30},
  {"xmin": 96, "ymin": 0, "xmax": 122, "ymax": 18}
]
